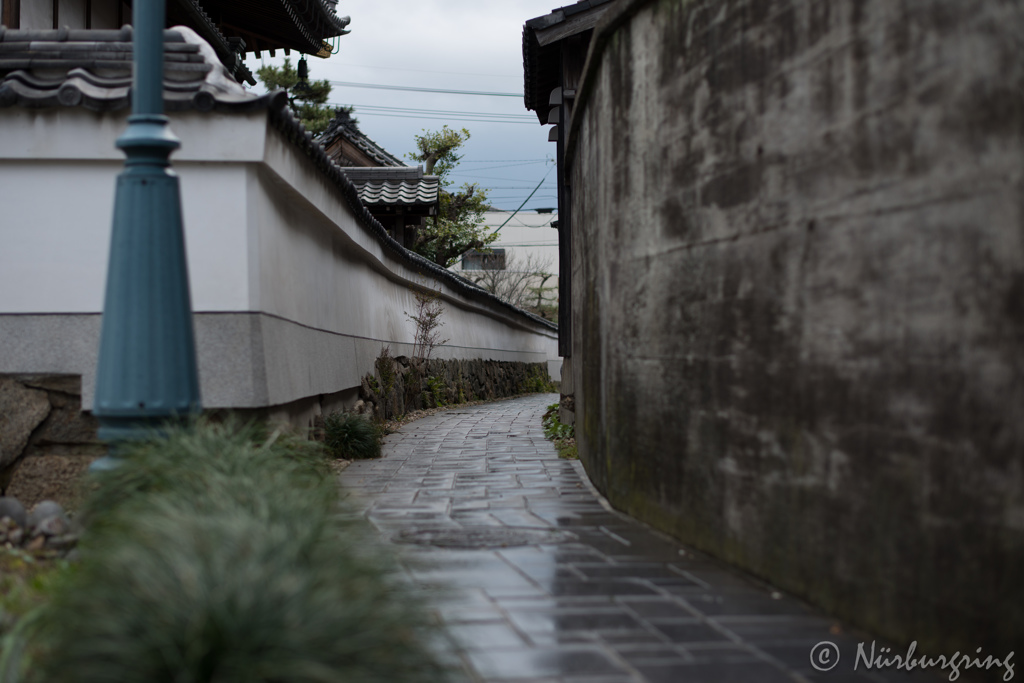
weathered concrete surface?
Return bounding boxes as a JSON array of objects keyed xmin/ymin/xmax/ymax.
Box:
[{"xmin": 566, "ymin": 0, "xmax": 1023, "ymax": 654}]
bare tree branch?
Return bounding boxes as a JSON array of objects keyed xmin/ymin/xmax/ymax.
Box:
[{"xmin": 464, "ymin": 251, "xmax": 557, "ymax": 319}]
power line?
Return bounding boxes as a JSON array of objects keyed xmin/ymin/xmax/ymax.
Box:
[
  {"xmin": 331, "ymin": 62, "xmax": 519, "ymax": 79},
  {"xmin": 462, "ymin": 159, "xmax": 549, "ymax": 163},
  {"xmin": 329, "ymin": 80, "xmax": 523, "ymax": 97},
  {"xmin": 450, "ymin": 173, "xmax": 555, "ymax": 181},
  {"xmin": 446, "ymin": 161, "xmax": 549, "ymax": 172},
  {"xmin": 348, "ymin": 111, "xmax": 535, "ymax": 125},
  {"xmin": 496, "ymin": 165, "xmax": 557, "ymax": 231},
  {"xmin": 491, "ymin": 243, "xmax": 559, "ymax": 247},
  {"xmin": 337, "ymin": 102, "xmax": 534, "ymax": 120}
]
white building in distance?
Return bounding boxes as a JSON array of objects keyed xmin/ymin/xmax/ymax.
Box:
[
  {"xmin": 452, "ymin": 210, "xmax": 559, "ymax": 315},
  {"xmin": 450, "ymin": 210, "xmax": 560, "ymax": 379}
]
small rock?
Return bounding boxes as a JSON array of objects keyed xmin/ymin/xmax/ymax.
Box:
[
  {"xmin": 44, "ymin": 534, "xmax": 78, "ymax": 552},
  {"xmin": 28, "ymin": 500, "xmax": 64, "ymax": 529},
  {"xmin": 7, "ymin": 528, "xmax": 22, "ymax": 546},
  {"xmin": 32, "ymin": 515, "xmax": 69, "ymax": 538},
  {"xmin": 25, "ymin": 535, "xmax": 45, "ymax": 551},
  {"xmin": 0, "ymin": 498, "xmax": 27, "ymax": 530}
]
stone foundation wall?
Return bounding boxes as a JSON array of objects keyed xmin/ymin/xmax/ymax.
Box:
[
  {"xmin": 0, "ymin": 375, "xmax": 103, "ymax": 506},
  {"xmin": 356, "ymin": 356, "xmax": 553, "ymax": 421}
]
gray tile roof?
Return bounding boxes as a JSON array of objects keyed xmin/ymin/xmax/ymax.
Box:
[
  {"xmin": 342, "ymin": 167, "xmax": 440, "ymax": 208},
  {"xmin": 524, "ymin": 0, "xmax": 615, "ymax": 31},
  {"xmin": 319, "ymin": 108, "xmax": 406, "ymax": 167},
  {"xmin": 0, "ymin": 26, "xmax": 269, "ymax": 111}
]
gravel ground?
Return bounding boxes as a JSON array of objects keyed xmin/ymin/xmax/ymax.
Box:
[{"xmin": 7, "ymin": 455, "xmax": 96, "ymax": 510}]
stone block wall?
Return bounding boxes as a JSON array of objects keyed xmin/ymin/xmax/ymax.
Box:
[
  {"xmin": 566, "ymin": 0, "xmax": 1023, "ymax": 654},
  {"xmin": 356, "ymin": 356, "xmax": 553, "ymax": 421},
  {"xmin": 0, "ymin": 375, "xmax": 103, "ymax": 506}
]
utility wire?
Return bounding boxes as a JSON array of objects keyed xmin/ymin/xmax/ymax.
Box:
[
  {"xmin": 329, "ymin": 80, "xmax": 523, "ymax": 97},
  {"xmin": 452, "ymin": 176, "xmax": 557, "ymax": 184},
  {"xmin": 330, "ymin": 62, "xmax": 519, "ymax": 78},
  {"xmin": 447, "ymin": 161, "xmax": 549, "ymax": 172},
  {"xmin": 348, "ymin": 111, "xmax": 536, "ymax": 125},
  {"xmin": 462, "ymin": 159, "xmax": 549, "ymax": 163},
  {"xmin": 332, "ymin": 102, "xmax": 534, "ymax": 120},
  {"xmin": 496, "ymin": 165, "xmax": 556, "ymax": 231}
]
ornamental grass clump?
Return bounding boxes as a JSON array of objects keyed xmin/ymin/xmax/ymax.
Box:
[
  {"xmin": 10, "ymin": 421, "xmax": 446, "ymax": 683},
  {"xmin": 323, "ymin": 411, "xmax": 381, "ymax": 460}
]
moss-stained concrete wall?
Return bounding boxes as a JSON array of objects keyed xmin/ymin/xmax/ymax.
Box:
[{"xmin": 567, "ymin": 0, "xmax": 1023, "ymax": 654}]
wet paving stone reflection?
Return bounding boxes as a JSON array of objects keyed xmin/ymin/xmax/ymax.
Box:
[{"xmin": 338, "ymin": 395, "xmax": 942, "ymax": 682}]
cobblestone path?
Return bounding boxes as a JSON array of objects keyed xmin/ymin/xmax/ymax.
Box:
[{"xmin": 339, "ymin": 394, "xmax": 930, "ymax": 683}]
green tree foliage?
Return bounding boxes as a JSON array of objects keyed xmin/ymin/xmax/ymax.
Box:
[
  {"xmin": 256, "ymin": 58, "xmax": 346, "ymax": 135},
  {"xmin": 407, "ymin": 126, "xmax": 497, "ymax": 267}
]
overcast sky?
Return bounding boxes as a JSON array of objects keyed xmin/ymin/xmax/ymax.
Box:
[{"xmin": 242, "ymin": 1, "xmax": 563, "ymax": 211}]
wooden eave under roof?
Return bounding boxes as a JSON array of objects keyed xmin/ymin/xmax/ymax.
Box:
[
  {"xmin": 168, "ymin": 0, "xmax": 254, "ymax": 84},
  {"xmin": 204, "ymin": 0, "xmax": 350, "ymax": 56},
  {"xmin": 522, "ymin": 0, "xmax": 613, "ymax": 123}
]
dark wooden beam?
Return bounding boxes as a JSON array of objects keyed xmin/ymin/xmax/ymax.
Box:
[
  {"xmin": 220, "ymin": 22, "xmax": 285, "ymax": 54},
  {"xmin": 2, "ymin": 0, "xmax": 21, "ymax": 29}
]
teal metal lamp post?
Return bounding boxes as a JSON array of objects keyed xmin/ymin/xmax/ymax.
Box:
[{"xmin": 91, "ymin": 0, "xmax": 201, "ymax": 465}]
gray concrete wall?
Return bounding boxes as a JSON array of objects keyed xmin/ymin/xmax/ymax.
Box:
[{"xmin": 566, "ymin": 0, "xmax": 1023, "ymax": 653}]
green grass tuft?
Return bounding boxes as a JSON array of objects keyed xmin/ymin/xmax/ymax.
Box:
[
  {"xmin": 323, "ymin": 412, "xmax": 382, "ymax": 460},
  {"xmin": 11, "ymin": 420, "xmax": 446, "ymax": 683},
  {"xmin": 542, "ymin": 402, "xmax": 577, "ymax": 460}
]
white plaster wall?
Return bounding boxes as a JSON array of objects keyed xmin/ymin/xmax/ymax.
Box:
[
  {"xmin": 247, "ymin": 128, "xmax": 557, "ymax": 404},
  {"xmin": 0, "ymin": 107, "xmax": 557, "ymax": 409},
  {"xmin": 57, "ymin": 0, "xmax": 86, "ymax": 28},
  {"xmin": 15, "ymin": 0, "xmax": 120, "ymax": 28},
  {"xmin": 19, "ymin": 0, "xmax": 52, "ymax": 28},
  {"xmin": 0, "ymin": 110, "xmax": 264, "ymax": 314}
]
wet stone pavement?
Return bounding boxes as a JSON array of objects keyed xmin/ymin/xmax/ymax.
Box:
[{"xmin": 338, "ymin": 394, "xmax": 938, "ymax": 683}]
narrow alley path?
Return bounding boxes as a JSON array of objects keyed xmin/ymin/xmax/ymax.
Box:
[{"xmin": 339, "ymin": 395, "xmax": 929, "ymax": 683}]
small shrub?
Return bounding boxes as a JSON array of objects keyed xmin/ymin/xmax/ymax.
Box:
[
  {"xmin": 406, "ymin": 290, "xmax": 449, "ymax": 362},
  {"xmin": 542, "ymin": 402, "xmax": 577, "ymax": 460},
  {"xmin": 405, "ymin": 362, "xmax": 424, "ymax": 410},
  {"xmin": 424, "ymin": 375, "xmax": 448, "ymax": 408},
  {"xmin": 521, "ymin": 366, "xmax": 556, "ymax": 394},
  {"xmin": 375, "ymin": 346, "xmax": 397, "ymax": 419},
  {"xmin": 323, "ymin": 412, "xmax": 381, "ymax": 460}
]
